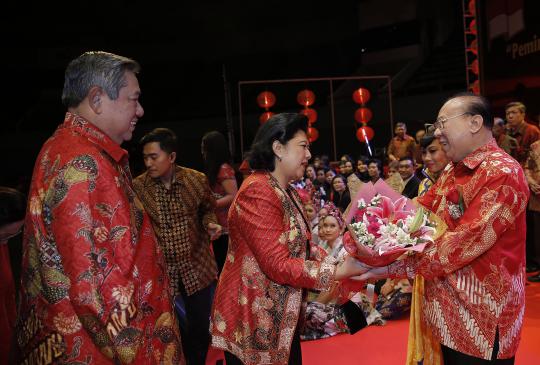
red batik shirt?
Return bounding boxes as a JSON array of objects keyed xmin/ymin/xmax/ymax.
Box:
[
  {"xmin": 210, "ymin": 172, "xmax": 336, "ymax": 365},
  {"xmin": 389, "ymin": 139, "xmax": 528, "ymax": 360},
  {"xmin": 15, "ymin": 113, "xmax": 184, "ymax": 364}
]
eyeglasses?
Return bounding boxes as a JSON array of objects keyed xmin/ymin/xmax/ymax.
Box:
[
  {"xmin": 432, "ymin": 112, "xmax": 471, "ymax": 130},
  {"xmin": 424, "ymin": 123, "xmax": 436, "ymax": 134},
  {"xmin": 0, "ymin": 227, "xmax": 23, "ymax": 242}
]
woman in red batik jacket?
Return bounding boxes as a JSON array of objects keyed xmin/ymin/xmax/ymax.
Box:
[{"xmin": 210, "ymin": 113, "xmax": 369, "ymax": 365}]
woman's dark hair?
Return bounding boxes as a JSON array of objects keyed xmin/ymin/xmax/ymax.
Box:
[
  {"xmin": 247, "ymin": 113, "xmax": 308, "ymax": 171},
  {"xmin": 202, "ymin": 131, "xmax": 231, "ymax": 187},
  {"xmin": 0, "ymin": 187, "xmax": 27, "ymax": 227},
  {"xmin": 357, "ymin": 155, "xmax": 369, "ymax": 165},
  {"xmin": 331, "ymin": 175, "xmax": 348, "ymax": 190},
  {"xmin": 419, "ymin": 134, "xmax": 437, "ymax": 149},
  {"xmin": 139, "ymin": 128, "xmax": 178, "ymax": 154}
]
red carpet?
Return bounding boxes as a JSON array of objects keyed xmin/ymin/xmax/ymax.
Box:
[{"xmin": 207, "ymin": 277, "xmax": 540, "ymax": 364}]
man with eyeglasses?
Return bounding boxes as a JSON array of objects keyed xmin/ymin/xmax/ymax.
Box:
[{"xmin": 357, "ymin": 93, "xmax": 528, "ymax": 364}]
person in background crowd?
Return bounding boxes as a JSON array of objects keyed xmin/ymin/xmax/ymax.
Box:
[
  {"xmin": 358, "ymin": 93, "xmax": 528, "ymax": 364},
  {"xmin": 387, "ymin": 122, "xmax": 417, "ymax": 162},
  {"xmin": 367, "ymin": 159, "xmax": 383, "ymax": 183},
  {"xmin": 506, "ymin": 102, "xmax": 540, "ymax": 273},
  {"xmin": 210, "ymin": 113, "xmax": 369, "ymax": 365},
  {"xmin": 398, "ymin": 156, "xmax": 421, "ymax": 199},
  {"xmin": 14, "ymin": 51, "xmax": 183, "ymax": 364},
  {"xmin": 0, "ymin": 187, "xmax": 26, "ymax": 364},
  {"xmin": 201, "ymin": 130, "xmax": 238, "ymax": 276},
  {"xmin": 492, "ymin": 117, "xmax": 518, "ymax": 158},
  {"xmin": 385, "ymin": 160, "xmax": 404, "ymax": 194},
  {"xmin": 331, "ymin": 175, "xmax": 351, "ymax": 213},
  {"xmin": 356, "ymin": 155, "xmax": 371, "ymax": 182},
  {"xmin": 524, "ymin": 139, "xmax": 540, "ymax": 282},
  {"xmin": 414, "ymin": 129, "xmax": 426, "ymax": 168},
  {"xmin": 325, "ymin": 168, "xmax": 336, "ymax": 187},
  {"xmin": 315, "ymin": 166, "xmax": 330, "ymax": 202},
  {"xmin": 506, "ymin": 101, "xmax": 540, "ymax": 165},
  {"xmin": 305, "ymin": 164, "xmax": 317, "ymax": 183},
  {"xmin": 135, "ymin": 128, "xmax": 219, "ymax": 365}
]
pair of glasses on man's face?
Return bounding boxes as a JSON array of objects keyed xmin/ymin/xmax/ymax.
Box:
[{"xmin": 424, "ymin": 112, "xmax": 472, "ymax": 133}]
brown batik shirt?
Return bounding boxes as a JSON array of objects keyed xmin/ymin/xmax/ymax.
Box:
[{"xmin": 134, "ymin": 165, "xmax": 218, "ymax": 296}]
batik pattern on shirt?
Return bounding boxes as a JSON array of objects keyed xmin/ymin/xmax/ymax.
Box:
[
  {"xmin": 210, "ymin": 172, "xmax": 336, "ymax": 365},
  {"xmin": 133, "ymin": 166, "xmax": 217, "ymax": 296},
  {"xmin": 390, "ymin": 139, "xmax": 528, "ymax": 360},
  {"xmin": 15, "ymin": 112, "xmax": 183, "ymax": 364}
]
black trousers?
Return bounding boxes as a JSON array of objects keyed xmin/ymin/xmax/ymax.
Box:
[
  {"xmin": 224, "ymin": 327, "xmax": 302, "ymax": 365},
  {"xmin": 441, "ymin": 329, "xmax": 515, "ymax": 365},
  {"xmin": 212, "ymin": 234, "xmax": 229, "ymax": 275},
  {"xmin": 177, "ymin": 281, "xmax": 215, "ymax": 365}
]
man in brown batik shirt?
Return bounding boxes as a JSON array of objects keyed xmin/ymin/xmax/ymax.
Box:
[{"xmin": 134, "ymin": 128, "xmax": 221, "ymax": 365}]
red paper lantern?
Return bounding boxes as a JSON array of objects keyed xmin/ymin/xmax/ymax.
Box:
[
  {"xmin": 300, "ymin": 108, "xmax": 318, "ymax": 124},
  {"xmin": 356, "ymin": 126, "xmax": 375, "ymax": 143},
  {"xmin": 257, "ymin": 91, "xmax": 276, "ymax": 109},
  {"xmin": 259, "ymin": 111, "xmax": 274, "ymax": 124},
  {"xmin": 468, "ymin": 39, "xmax": 478, "ymax": 55},
  {"xmin": 307, "ymin": 126, "xmax": 319, "ymax": 142},
  {"xmin": 469, "ymin": 19, "xmax": 477, "ymax": 35},
  {"xmin": 297, "ymin": 89, "xmax": 316, "ymax": 107},
  {"xmin": 352, "ymin": 88, "xmax": 371, "ymax": 105},
  {"xmin": 468, "ymin": 0, "xmax": 476, "ymax": 15},
  {"xmin": 470, "ymin": 59, "xmax": 479, "ymax": 75},
  {"xmin": 470, "ymin": 80, "xmax": 480, "ymax": 95},
  {"xmin": 354, "ymin": 107, "xmax": 373, "ymax": 124}
]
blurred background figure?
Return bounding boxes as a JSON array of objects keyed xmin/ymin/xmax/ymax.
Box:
[
  {"xmin": 202, "ymin": 130, "xmax": 238, "ymax": 275},
  {"xmin": 0, "ymin": 186, "xmax": 26, "ymax": 364},
  {"xmin": 492, "ymin": 117, "xmax": 518, "ymax": 158},
  {"xmin": 387, "ymin": 122, "xmax": 417, "ymax": 162}
]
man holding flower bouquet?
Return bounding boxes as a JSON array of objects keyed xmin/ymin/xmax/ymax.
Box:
[{"xmin": 356, "ymin": 93, "xmax": 528, "ymax": 364}]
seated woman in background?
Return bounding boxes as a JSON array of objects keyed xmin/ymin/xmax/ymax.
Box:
[
  {"xmin": 330, "ymin": 175, "xmax": 351, "ymax": 213},
  {"xmin": 355, "ymin": 155, "xmax": 371, "ymax": 183},
  {"xmin": 302, "ymin": 204, "xmax": 384, "ymax": 341}
]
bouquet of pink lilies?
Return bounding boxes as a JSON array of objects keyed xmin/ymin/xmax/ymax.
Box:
[{"xmin": 343, "ymin": 180, "xmax": 443, "ymax": 267}]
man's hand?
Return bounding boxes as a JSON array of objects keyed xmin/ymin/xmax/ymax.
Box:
[
  {"xmin": 207, "ymin": 222, "xmax": 222, "ymax": 241},
  {"xmin": 351, "ymin": 265, "xmax": 390, "ymax": 282},
  {"xmin": 335, "ymin": 255, "xmax": 372, "ymax": 280}
]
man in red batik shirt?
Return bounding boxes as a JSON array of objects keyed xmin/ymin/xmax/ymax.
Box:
[
  {"xmin": 360, "ymin": 94, "xmax": 528, "ymax": 364},
  {"xmin": 14, "ymin": 52, "xmax": 184, "ymax": 364}
]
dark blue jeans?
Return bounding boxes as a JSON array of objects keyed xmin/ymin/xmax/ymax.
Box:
[{"xmin": 176, "ymin": 281, "xmax": 216, "ymax": 365}]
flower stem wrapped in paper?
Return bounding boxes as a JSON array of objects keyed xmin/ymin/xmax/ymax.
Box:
[{"xmin": 343, "ymin": 180, "xmax": 446, "ymax": 267}]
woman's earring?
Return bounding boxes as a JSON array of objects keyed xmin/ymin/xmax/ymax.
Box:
[{"xmin": 277, "ymin": 156, "xmax": 282, "ymax": 162}]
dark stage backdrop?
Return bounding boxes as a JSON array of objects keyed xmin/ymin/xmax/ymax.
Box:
[{"xmin": 479, "ymin": 0, "xmax": 540, "ymax": 122}]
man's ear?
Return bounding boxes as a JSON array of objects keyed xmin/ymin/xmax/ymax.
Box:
[
  {"xmin": 88, "ymin": 86, "xmax": 103, "ymax": 114},
  {"xmin": 169, "ymin": 151, "xmax": 177, "ymax": 164},
  {"xmin": 470, "ymin": 115, "xmax": 484, "ymax": 133}
]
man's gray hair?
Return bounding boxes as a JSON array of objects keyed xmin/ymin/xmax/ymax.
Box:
[{"xmin": 61, "ymin": 51, "xmax": 140, "ymax": 108}]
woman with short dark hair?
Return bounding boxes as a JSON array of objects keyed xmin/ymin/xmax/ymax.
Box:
[{"xmin": 210, "ymin": 113, "xmax": 368, "ymax": 365}]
